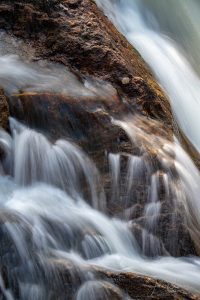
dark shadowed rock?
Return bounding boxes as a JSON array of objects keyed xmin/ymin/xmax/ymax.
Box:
[
  {"xmin": 0, "ymin": 0, "xmax": 199, "ymax": 298},
  {"xmin": 0, "ymin": 89, "xmax": 9, "ymax": 129},
  {"xmin": 8, "ymin": 91, "xmax": 131, "ymax": 162},
  {"xmin": 0, "ymin": 0, "xmax": 195, "ymax": 258},
  {"xmin": 7, "ymin": 91, "xmax": 197, "ymax": 258}
]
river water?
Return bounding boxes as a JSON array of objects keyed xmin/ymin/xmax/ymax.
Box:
[
  {"xmin": 0, "ymin": 1, "xmax": 200, "ymax": 299},
  {"xmin": 96, "ymin": 0, "xmax": 200, "ymax": 152},
  {"xmin": 0, "ymin": 116, "xmax": 200, "ymax": 298}
]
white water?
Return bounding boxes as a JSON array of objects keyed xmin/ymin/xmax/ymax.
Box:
[
  {"xmin": 0, "ymin": 117, "xmax": 200, "ymax": 298},
  {"xmin": 1, "ymin": 4, "xmax": 200, "ymax": 298},
  {"xmin": 0, "ymin": 32, "xmax": 117, "ymax": 100},
  {"xmin": 95, "ymin": 0, "xmax": 200, "ymax": 152}
]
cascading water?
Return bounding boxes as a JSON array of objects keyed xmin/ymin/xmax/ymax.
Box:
[
  {"xmin": 1, "ymin": 117, "xmax": 103, "ymax": 209},
  {"xmin": 0, "ymin": 115, "xmax": 200, "ymax": 298},
  {"xmin": 95, "ymin": 0, "xmax": 200, "ymax": 152},
  {"xmin": 1, "ymin": 7, "xmax": 200, "ymax": 298}
]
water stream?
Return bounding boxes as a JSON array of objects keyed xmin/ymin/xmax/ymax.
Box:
[
  {"xmin": 0, "ymin": 2, "xmax": 200, "ymax": 299},
  {"xmin": 0, "ymin": 115, "xmax": 200, "ymax": 298},
  {"xmin": 96, "ymin": 0, "xmax": 200, "ymax": 152}
]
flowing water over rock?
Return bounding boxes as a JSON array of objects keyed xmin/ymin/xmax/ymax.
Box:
[
  {"xmin": 0, "ymin": 115, "xmax": 200, "ymax": 298},
  {"xmin": 96, "ymin": 0, "xmax": 200, "ymax": 152},
  {"xmin": 0, "ymin": 4, "xmax": 200, "ymax": 299}
]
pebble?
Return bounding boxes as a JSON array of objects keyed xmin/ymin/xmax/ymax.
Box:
[{"xmin": 121, "ymin": 77, "xmax": 130, "ymax": 85}]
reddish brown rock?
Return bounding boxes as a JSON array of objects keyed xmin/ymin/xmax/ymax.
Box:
[
  {"xmin": 0, "ymin": 211, "xmax": 198, "ymax": 299},
  {"xmin": 8, "ymin": 91, "xmax": 132, "ymax": 164},
  {"xmin": 0, "ymin": 0, "xmax": 172, "ymax": 128},
  {"xmin": 48, "ymin": 259, "xmax": 200, "ymax": 300},
  {"xmin": 0, "ymin": 1, "xmax": 198, "ymax": 297},
  {"xmin": 0, "ymin": 89, "xmax": 9, "ymax": 129},
  {"xmin": 7, "ymin": 91, "xmax": 196, "ymax": 258}
]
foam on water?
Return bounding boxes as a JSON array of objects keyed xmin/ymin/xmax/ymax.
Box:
[
  {"xmin": 96, "ymin": 0, "xmax": 200, "ymax": 151},
  {"xmin": 1, "ymin": 4, "xmax": 200, "ymax": 298},
  {"xmin": 0, "ymin": 117, "xmax": 200, "ymax": 298},
  {"xmin": 0, "ymin": 32, "xmax": 117, "ymax": 100}
]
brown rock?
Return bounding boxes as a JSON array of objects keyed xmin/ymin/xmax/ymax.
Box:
[
  {"xmin": 48, "ymin": 259, "xmax": 200, "ymax": 300},
  {"xmin": 0, "ymin": 211, "xmax": 198, "ymax": 300},
  {"xmin": 8, "ymin": 91, "xmax": 131, "ymax": 160},
  {"xmin": 0, "ymin": 0, "xmax": 172, "ymax": 128},
  {"xmin": 0, "ymin": 89, "xmax": 9, "ymax": 129},
  {"xmin": 7, "ymin": 91, "xmax": 197, "ymax": 257},
  {"xmin": 0, "ymin": 0, "xmax": 197, "ymax": 268}
]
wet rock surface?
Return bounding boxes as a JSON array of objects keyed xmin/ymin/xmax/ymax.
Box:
[
  {"xmin": 0, "ymin": 89, "xmax": 8, "ymax": 129},
  {"xmin": 0, "ymin": 0, "xmax": 172, "ymax": 126},
  {"xmin": 0, "ymin": 212, "xmax": 198, "ymax": 300},
  {"xmin": 50, "ymin": 260, "xmax": 200, "ymax": 300},
  {"xmin": 8, "ymin": 91, "xmax": 197, "ymax": 258},
  {"xmin": 0, "ymin": 0, "xmax": 198, "ymax": 298},
  {"xmin": 8, "ymin": 91, "xmax": 131, "ymax": 165}
]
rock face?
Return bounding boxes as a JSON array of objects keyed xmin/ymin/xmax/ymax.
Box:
[
  {"xmin": 8, "ymin": 91, "xmax": 196, "ymax": 259},
  {"xmin": 0, "ymin": 0, "xmax": 197, "ymax": 254},
  {"xmin": 54, "ymin": 260, "xmax": 199, "ymax": 300},
  {"xmin": 0, "ymin": 0, "xmax": 198, "ymax": 298},
  {"xmin": 0, "ymin": 0, "xmax": 172, "ymax": 126},
  {"xmin": 0, "ymin": 213, "xmax": 198, "ymax": 300},
  {"xmin": 8, "ymin": 91, "xmax": 131, "ymax": 165},
  {"xmin": 0, "ymin": 89, "xmax": 8, "ymax": 129}
]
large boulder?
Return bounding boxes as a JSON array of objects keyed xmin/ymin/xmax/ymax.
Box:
[
  {"xmin": 44, "ymin": 259, "xmax": 199, "ymax": 300},
  {"xmin": 0, "ymin": 0, "xmax": 172, "ymax": 127},
  {"xmin": 0, "ymin": 211, "xmax": 197, "ymax": 300},
  {"xmin": 0, "ymin": 0, "xmax": 198, "ymax": 297},
  {"xmin": 8, "ymin": 91, "xmax": 197, "ymax": 258},
  {"xmin": 0, "ymin": 0, "xmax": 197, "ymax": 258}
]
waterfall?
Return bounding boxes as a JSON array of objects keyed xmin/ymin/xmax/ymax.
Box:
[
  {"xmin": 95, "ymin": 0, "xmax": 200, "ymax": 152},
  {"xmin": 1, "ymin": 3, "xmax": 200, "ymax": 298},
  {"xmin": 0, "ymin": 116, "xmax": 200, "ymax": 298}
]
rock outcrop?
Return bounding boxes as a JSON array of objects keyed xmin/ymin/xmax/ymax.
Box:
[
  {"xmin": 0, "ymin": 0, "xmax": 197, "ymax": 255},
  {"xmin": 0, "ymin": 212, "xmax": 198, "ymax": 300},
  {"xmin": 54, "ymin": 259, "xmax": 199, "ymax": 300},
  {"xmin": 0, "ymin": 0, "xmax": 198, "ymax": 298},
  {"xmin": 8, "ymin": 91, "xmax": 196, "ymax": 258},
  {"xmin": 0, "ymin": 0, "xmax": 172, "ymax": 126}
]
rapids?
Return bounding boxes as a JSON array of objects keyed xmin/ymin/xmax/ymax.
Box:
[
  {"xmin": 96, "ymin": 0, "xmax": 200, "ymax": 152},
  {"xmin": 0, "ymin": 116, "xmax": 200, "ymax": 298},
  {"xmin": 0, "ymin": 1, "xmax": 200, "ymax": 299}
]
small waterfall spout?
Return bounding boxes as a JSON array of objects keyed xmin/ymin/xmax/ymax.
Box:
[
  {"xmin": 0, "ymin": 118, "xmax": 104, "ymax": 210},
  {"xmin": 0, "ymin": 117, "xmax": 200, "ymax": 298}
]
